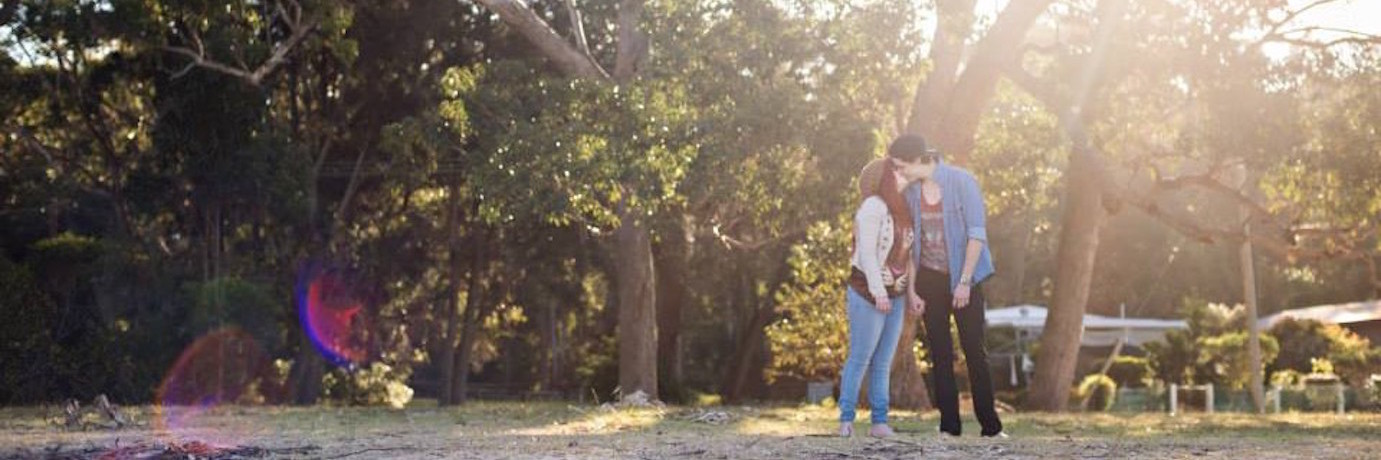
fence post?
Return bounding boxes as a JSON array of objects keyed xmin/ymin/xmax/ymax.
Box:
[
  {"xmin": 1336, "ymin": 382, "xmax": 1346, "ymax": 415},
  {"xmin": 1205, "ymin": 384, "xmax": 1214, "ymax": 414},
  {"xmin": 1271, "ymin": 385, "xmax": 1281, "ymax": 414},
  {"xmin": 1170, "ymin": 383, "xmax": 1178, "ymax": 416}
]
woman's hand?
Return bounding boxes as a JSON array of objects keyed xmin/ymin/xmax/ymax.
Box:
[
  {"xmin": 953, "ymin": 283, "xmax": 971, "ymax": 309},
  {"xmin": 907, "ymin": 290, "xmax": 925, "ymax": 316},
  {"xmin": 871, "ymin": 289, "xmax": 892, "ymax": 313}
]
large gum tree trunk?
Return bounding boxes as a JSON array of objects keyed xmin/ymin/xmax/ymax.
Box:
[
  {"xmin": 616, "ymin": 211, "xmax": 658, "ymax": 398},
  {"xmin": 1025, "ymin": 148, "xmax": 1106, "ymax": 411}
]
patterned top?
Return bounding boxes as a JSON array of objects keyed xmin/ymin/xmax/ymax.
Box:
[{"xmin": 917, "ymin": 192, "xmax": 948, "ymax": 273}]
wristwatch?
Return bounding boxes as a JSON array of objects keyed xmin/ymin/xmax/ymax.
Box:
[{"xmin": 958, "ymin": 274, "xmax": 973, "ymax": 286}]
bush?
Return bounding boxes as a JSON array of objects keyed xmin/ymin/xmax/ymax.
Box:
[
  {"xmin": 1367, "ymin": 375, "xmax": 1381, "ymax": 410},
  {"xmin": 0, "ymin": 255, "xmax": 57, "ymax": 403},
  {"xmin": 1271, "ymin": 369, "xmax": 1304, "ymax": 387},
  {"xmin": 765, "ymin": 220, "xmax": 852, "ymax": 383},
  {"xmin": 1270, "ymin": 318, "xmax": 1339, "ymax": 374},
  {"xmin": 1102, "ymin": 356, "xmax": 1153, "ymax": 388},
  {"xmin": 1270, "ymin": 318, "xmax": 1381, "ymax": 387},
  {"xmin": 1077, "ymin": 374, "xmax": 1117, "ymax": 412},
  {"xmin": 1145, "ymin": 329, "xmax": 1197, "ymax": 385},
  {"xmin": 1197, "ymin": 331, "xmax": 1280, "ymax": 389},
  {"xmin": 185, "ymin": 277, "xmax": 285, "ymax": 352},
  {"xmin": 322, "ymin": 362, "xmax": 415, "ymax": 408}
]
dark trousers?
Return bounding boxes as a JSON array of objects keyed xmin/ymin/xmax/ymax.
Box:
[{"xmin": 918, "ymin": 268, "xmax": 1003, "ymax": 436}]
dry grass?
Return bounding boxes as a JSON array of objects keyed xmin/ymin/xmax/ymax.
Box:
[{"xmin": 2, "ymin": 401, "xmax": 1379, "ymax": 459}]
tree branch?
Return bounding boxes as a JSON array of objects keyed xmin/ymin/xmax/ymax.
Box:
[
  {"xmin": 1122, "ymin": 183, "xmax": 1375, "ymax": 265},
  {"xmin": 562, "ymin": 0, "xmax": 594, "ymax": 61},
  {"xmin": 473, "ymin": 0, "xmax": 610, "ymax": 80},
  {"xmin": 930, "ymin": 0, "xmax": 1055, "ymax": 161},
  {"xmin": 1002, "ymin": 57, "xmax": 1062, "ymax": 109},
  {"xmin": 160, "ymin": 3, "xmax": 318, "ymax": 86},
  {"xmin": 1270, "ymin": 34, "xmax": 1381, "ymax": 50},
  {"xmin": 1260, "ymin": 0, "xmax": 1340, "ymax": 39},
  {"xmin": 1254, "ymin": 12, "xmax": 1381, "ymax": 51},
  {"xmin": 612, "ymin": 0, "xmax": 647, "ymax": 83},
  {"xmin": 906, "ymin": 0, "xmax": 976, "ymax": 135},
  {"xmin": 1148, "ymin": 169, "xmax": 1279, "ymax": 226}
]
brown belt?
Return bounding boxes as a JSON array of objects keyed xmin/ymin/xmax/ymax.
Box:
[{"xmin": 848, "ymin": 266, "xmax": 907, "ymax": 306}]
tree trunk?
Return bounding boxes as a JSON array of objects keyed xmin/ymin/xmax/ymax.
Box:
[
  {"xmin": 451, "ymin": 310, "xmax": 480, "ymax": 404},
  {"xmin": 615, "ymin": 209, "xmax": 658, "ymax": 399},
  {"xmin": 889, "ymin": 318, "xmax": 932, "ymax": 410},
  {"xmin": 436, "ymin": 274, "xmax": 463, "ymax": 406},
  {"xmin": 1025, "ymin": 147, "xmax": 1107, "ymax": 412},
  {"xmin": 1240, "ymin": 200, "xmax": 1265, "ymax": 413},
  {"xmin": 289, "ymin": 333, "xmax": 324, "ymax": 405},
  {"xmin": 722, "ymin": 304, "xmax": 772, "ymax": 403},
  {"xmin": 1008, "ymin": 219, "xmax": 1036, "ymax": 303},
  {"xmin": 437, "ymin": 195, "xmax": 471, "ymax": 406},
  {"xmin": 654, "ymin": 231, "xmax": 688, "ymax": 402},
  {"xmin": 448, "ymin": 228, "xmax": 489, "ymax": 404},
  {"xmin": 1019, "ymin": 0, "xmax": 1126, "ymax": 412},
  {"xmin": 906, "ymin": 0, "xmax": 976, "ymax": 137}
]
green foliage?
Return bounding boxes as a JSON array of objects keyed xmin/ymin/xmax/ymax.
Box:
[
  {"xmin": 1146, "ymin": 301, "xmax": 1279, "ymax": 389},
  {"xmin": 1197, "ymin": 331, "xmax": 1280, "ymax": 390},
  {"xmin": 1269, "ymin": 318, "xmax": 1339, "ymax": 375},
  {"xmin": 1077, "ymin": 374, "xmax": 1117, "ymax": 412},
  {"xmin": 1320, "ymin": 332, "xmax": 1381, "ymax": 388},
  {"xmin": 31, "ymin": 232, "xmax": 101, "ymax": 261},
  {"xmin": 0, "ymin": 255, "xmax": 57, "ymax": 403},
  {"xmin": 1271, "ymin": 369, "xmax": 1304, "ymax": 387},
  {"xmin": 1270, "ymin": 318, "xmax": 1381, "ymax": 387},
  {"xmin": 448, "ymin": 61, "xmax": 697, "ymax": 229},
  {"xmin": 1368, "ymin": 375, "xmax": 1381, "ymax": 408},
  {"xmin": 1102, "ymin": 356, "xmax": 1154, "ymax": 389},
  {"xmin": 185, "ymin": 277, "xmax": 285, "ymax": 352},
  {"xmin": 1310, "ymin": 357, "xmax": 1337, "ymax": 377},
  {"xmin": 1145, "ymin": 329, "xmax": 1197, "ymax": 385},
  {"xmin": 322, "ymin": 362, "xmax": 415, "ymax": 408},
  {"xmin": 764, "ymin": 219, "xmax": 851, "ymax": 383}
]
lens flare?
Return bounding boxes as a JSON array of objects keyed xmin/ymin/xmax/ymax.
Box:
[
  {"xmin": 297, "ymin": 265, "xmax": 370, "ymax": 367},
  {"xmin": 155, "ymin": 327, "xmax": 275, "ymax": 447}
]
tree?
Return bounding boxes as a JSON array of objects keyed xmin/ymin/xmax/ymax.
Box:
[{"xmin": 458, "ymin": 0, "xmax": 670, "ymax": 399}]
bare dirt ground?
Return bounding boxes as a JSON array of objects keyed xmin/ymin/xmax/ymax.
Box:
[{"xmin": 3, "ymin": 401, "xmax": 1380, "ymax": 459}]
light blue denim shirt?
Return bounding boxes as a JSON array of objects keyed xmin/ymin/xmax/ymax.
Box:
[{"xmin": 904, "ymin": 162, "xmax": 995, "ymax": 291}]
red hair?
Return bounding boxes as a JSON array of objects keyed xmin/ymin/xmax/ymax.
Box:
[{"xmin": 874, "ymin": 160, "xmax": 914, "ymax": 269}]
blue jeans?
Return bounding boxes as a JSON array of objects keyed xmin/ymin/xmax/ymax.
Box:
[{"xmin": 838, "ymin": 286, "xmax": 906, "ymax": 424}]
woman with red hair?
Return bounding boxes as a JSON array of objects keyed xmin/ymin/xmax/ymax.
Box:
[{"xmin": 838, "ymin": 136, "xmax": 931, "ymax": 438}]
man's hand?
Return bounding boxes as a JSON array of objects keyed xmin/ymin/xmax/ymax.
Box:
[
  {"xmin": 907, "ymin": 290, "xmax": 925, "ymax": 316},
  {"xmin": 953, "ymin": 283, "xmax": 971, "ymax": 309}
]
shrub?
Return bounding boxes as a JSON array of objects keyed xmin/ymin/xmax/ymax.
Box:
[
  {"xmin": 1196, "ymin": 332, "xmax": 1280, "ymax": 389},
  {"xmin": 322, "ymin": 362, "xmax": 414, "ymax": 408},
  {"xmin": 1103, "ymin": 356, "xmax": 1153, "ymax": 388},
  {"xmin": 1077, "ymin": 374, "xmax": 1117, "ymax": 412},
  {"xmin": 0, "ymin": 255, "xmax": 57, "ymax": 403},
  {"xmin": 1271, "ymin": 318, "xmax": 1381, "ymax": 387},
  {"xmin": 765, "ymin": 220, "xmax": 851, "ymax": 384}
]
